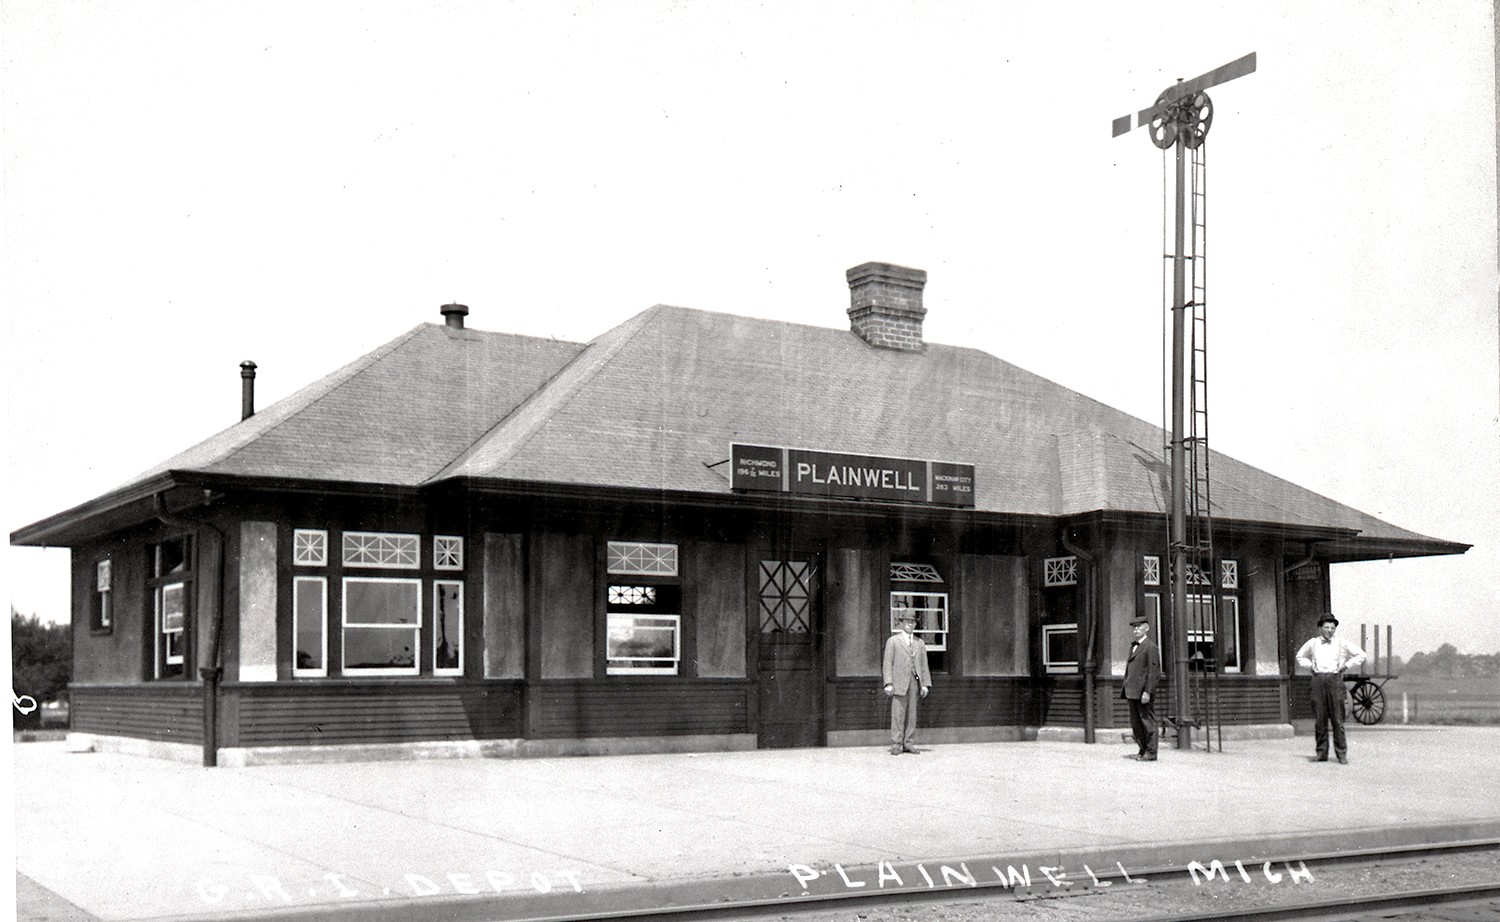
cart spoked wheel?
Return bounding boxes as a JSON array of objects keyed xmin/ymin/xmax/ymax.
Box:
[{"xmin": 1350, "ymin": 679, "xmax": 1386, "ymax": 725}]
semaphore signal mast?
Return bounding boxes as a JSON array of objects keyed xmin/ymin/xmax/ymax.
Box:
[{"xmin": 1112, "ymin": 52, "xmax": 1256, "ymax": 752}]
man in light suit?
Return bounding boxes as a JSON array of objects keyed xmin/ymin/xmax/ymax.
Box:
[
  {"xmin": 1122, "ymin": 617, "xmax": 1162, "ymax": 761},
  {"xmin": 882, "ymin": 603, "xmax": 932, "ymax": 755}
]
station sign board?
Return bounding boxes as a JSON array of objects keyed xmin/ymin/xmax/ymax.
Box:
[{"xmin": 730, "ymin": 444, "xmax": 975, "ymax": 507}]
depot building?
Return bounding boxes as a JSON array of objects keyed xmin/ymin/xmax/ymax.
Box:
[{"xmin": 11, "ymin": 262, "xmax": 1468, "ymax": 766}]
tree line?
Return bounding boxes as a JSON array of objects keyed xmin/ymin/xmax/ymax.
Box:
[
  {"xmin": 1387, "ymin": 644, "xmax": 1500, "ymax": 679},
  {"xmin": 11, "ymin": 608, "xmax": 72, "ymax": 703}
]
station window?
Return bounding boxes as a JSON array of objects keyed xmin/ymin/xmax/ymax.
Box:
[
  {"xmin": 1044, "ymin": 556, "xmax": 1078, "ymax": 587},
  {"xmin": 1144, "ymin": 557, "xmax": 1242, "ymax": 673},
  {"xmin": 290, "ymin": 527, "xmax": 464, "ymax": 678},
  {"xmin": 434, "ymin": 536, "xmax": 464, "ymax": 570},
  {"xmin": 889, "ymin": 561, "xmax": 948, "ymax": 672},
  {"xmin": 293, "ymin": 576, "xmax": 327, "ymax": 677},
  {"xmin": 92, "ymin": 559, "xmax": 113, "ymax": 633},
  {"xmin": 293, "ymin": 529, "xmax": 328, "ymax": 567},
  {"xmin": 606, "ymin": 542, "xmax": 682, "ymax": 675},
  {"xmin": 343, "ymin": 531, "xmax": 420, "ymax": 569},
  {"xmin": 1186, "ymin": 594, "xmax": 1241, "ymax": 674},
  {"xmin": 1220, "ymin": 559, "xmax": 1239, "ymax": 590},
  {"xmin": 1043, "ymin": 623, "xmax": 1079, "ymax": 674},
  {"xmin": 433, "ymin": 580, "xmax": 463, "ymax": 675},
  {"xmin": 343, "ymin": 577, "xmax": 421, "ymax": 675},
  {"xmin": 148, "ymin": 536, "xmax": 192, "ymax": 679},
  {"xmin": 760, "ymin": 560, "xmax": 814, "ymax": 634},
  {"xmin": 1142, "ymin": 593, "xmax": 1163, "ymax": 648}
]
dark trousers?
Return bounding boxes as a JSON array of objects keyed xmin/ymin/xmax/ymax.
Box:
[
  {"xmin": 1310, "ymin": 672, "xmax": 1347, "ymax": 759},
  {"xmin": 890, "ymin": 684, "xmax": 920, "ymax": 747},
  {"xmin": 1128, "ymin": 697, "xmax": 1158, "ymax": 756}
]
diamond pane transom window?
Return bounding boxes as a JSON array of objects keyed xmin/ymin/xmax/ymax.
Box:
[
  {"xmin": 607, "ymin": 542, "xmax": 679, "ymax": 576},
  {"xmin": 608, "ymin": 585, "xmax": 658, "ymax": 606},
  {"xmin": 1044, "ymin": 556, "xmax": 1078, "ymax": 587},
  {"xmin": 294, "ymin": 529, "xmax": 328, "ymax": 567},
  {"xmin": 343, "ymin": 532, "xmax": 420, "ymax": 569},
  {"xmin": 890, "ymin": 562, "xmax": 944, "ymax": 583},
  {"xmin": 434, "ymin": 535, "xmax": 464, "ymax": 570},
  {"xmin": 1221, "ymin": 559, "xmax": 1239, "ymax": 590},
  {"xmin": 1143, "ymin": 556, "xmax": 1161, "ymax": 586},
  {"xmin": 760, "ymin": 560, "xmax": 813, "ymax": 633}
]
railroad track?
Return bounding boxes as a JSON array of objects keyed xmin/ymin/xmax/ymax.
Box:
[
  {"xmin": 213, "ymin": 839, "xmax": 1500, "ymax": 922},
  {"xmin": 1121, "ymin": 882, "xmax": 1500, "ymax": 921},
  {"xmin": 536, "ymin": 838, "xmax": 1500, "ymax": 922}
]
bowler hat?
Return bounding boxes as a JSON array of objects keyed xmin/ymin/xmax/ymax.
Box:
[{"xmin": 1318, "ymin": 615, "xmax": 1339, "ymax": 627}]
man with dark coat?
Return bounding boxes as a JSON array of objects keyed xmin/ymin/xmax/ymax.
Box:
[{"xmin": 1122, "ymin": 617, "xmax": 1162, "ymax": 760}]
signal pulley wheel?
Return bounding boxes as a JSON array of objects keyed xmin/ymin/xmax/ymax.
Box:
[
  {"xmin": 1182, "ymin": 92, "xmax": 1213, "ymax": 149},
  {"xmin": 1350, "ymin": 681, "xmax": 1386, "ymax": 725},
  {"xmin": 1148, "ymin": 92, "xmax": 1179, "ymax": 149}
]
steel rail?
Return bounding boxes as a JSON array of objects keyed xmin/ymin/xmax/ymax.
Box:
[
  {"xmin": 221, "ymin": 839, "xmax": 1500, "ymax": 922},
  {"xmin": 467, "ymin": 839, "xmax": 1500, "ymax": 922},
  {"xmin": 1118, "ymin": 882, "xmax": 1500, "ymax": 922}
]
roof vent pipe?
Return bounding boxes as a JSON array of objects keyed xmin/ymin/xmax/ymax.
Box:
[
  {"xmin": 440, "ymin": 303, "xmax": 469, "ymax": 330},
  {"xmin": 240, "ymin": 361, "xmax": 257, "ymax": 421}
]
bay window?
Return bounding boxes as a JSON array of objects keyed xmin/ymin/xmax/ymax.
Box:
[{"xmin": 291, "ymin": 527, "xmax": 465, "ymax": 678}]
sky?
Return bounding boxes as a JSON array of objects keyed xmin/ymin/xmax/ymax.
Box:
[{"xmin": 3, "ymin": 1, "xmax": 1497, "ymax": 667}]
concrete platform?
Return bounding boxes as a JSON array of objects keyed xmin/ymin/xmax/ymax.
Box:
[{"xmin": 11, "ymin": 724, "xmax": 1500, "ymax": 921}]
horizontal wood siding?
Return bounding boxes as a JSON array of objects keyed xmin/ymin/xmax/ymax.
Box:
[
  {"xmin": 1039, "ymin": 680, "xmax": 1084, "ymax": 726},
  {"xmin": 1289, "ymin": 675, "xmax": 1315, "ymax": 719},
  {"xmin": 528, "ymin": 681, "xmax": 752, "ymax": 738},
  {"xmin": 1103, "ymin": 676, "xmax": 1286, "ymax": 724},
  {"xmin": 831, "ymin": 677, "xmax": 1035, "ymax": 730},
  {"xmin": 1217, "ymin": 677, "xmax": 1285, "ymax": 722},
  {"xmin": 227, "ymin": 682, "xmax": 523, "ymax": 747},
  {"xmin": 71, "ymin": 685, "xmax": 203, "ymax": 744}
]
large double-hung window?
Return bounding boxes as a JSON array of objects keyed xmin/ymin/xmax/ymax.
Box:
[
  {"xmin": 889, "ymin": 562, "xmax": 949, "ymax": 672},
  {"xmin": 605, "ymin": 541, "xmax": 681, "ymax": 675},
  {"xmin": 292, "ymin": 528, "xmax": 465, "ymax": 678}
]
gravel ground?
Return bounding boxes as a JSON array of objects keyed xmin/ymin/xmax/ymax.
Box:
[{"xmin": 754, "ymin": 847, "xmax": 1500, "ymax": 921}]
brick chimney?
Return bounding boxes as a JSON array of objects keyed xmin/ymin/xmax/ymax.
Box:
[{"xmin": 845, "ymin": 262, "xmax": 927, "ymax": 352}]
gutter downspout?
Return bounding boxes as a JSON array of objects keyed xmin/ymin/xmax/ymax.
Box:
[
  {"xmin": 1061, "ymin": 528, "xmax": 1097, "ymax": 744},
  {"xmin": 1281, "ymin": 543, "xmax": 1318, "ymax": 577},
  {"xmin": 154, "ymin": 492, "xmax": 226, "ymax": 767}
]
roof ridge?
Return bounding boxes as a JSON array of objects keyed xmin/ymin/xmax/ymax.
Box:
[
  {"xmin": 213, "ymin": 324, "xmax": 431, "ymax": 472},
  {"xmin": 122, "ymin": 324, "xmax": 430, "ymax": 488},
  {"xmin": 429, "ymin": 307, "xmax": 662, "ymax": 482}
]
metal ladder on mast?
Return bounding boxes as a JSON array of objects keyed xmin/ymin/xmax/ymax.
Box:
[{"xmin": 1184, "ymin": 144, "xmax": 1223, "ymax": 751}]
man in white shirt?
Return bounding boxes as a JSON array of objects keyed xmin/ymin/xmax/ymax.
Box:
[
  {"xmin": 882, "ymin": 602, "xmax": 932, "ymax": 755},
  {"xmin": 1295, "ymin": 614, "xmax": 1367, "ymax": 764}
]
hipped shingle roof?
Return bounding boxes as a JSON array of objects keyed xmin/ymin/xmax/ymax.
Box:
[{"xmin": 31, "ymin": 305, "xmax": 1464, "ymax": 557}]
